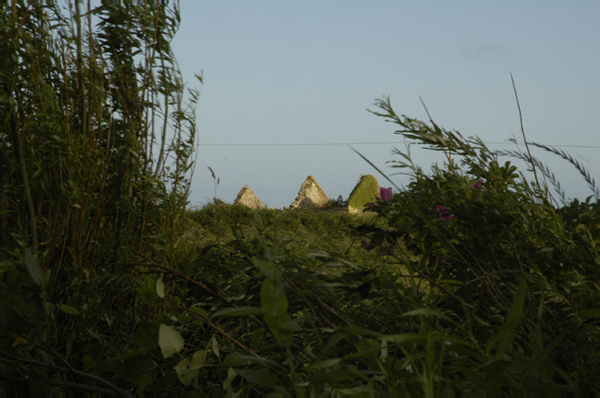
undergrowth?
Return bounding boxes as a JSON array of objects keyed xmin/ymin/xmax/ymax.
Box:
[{"xmin": 5, "ymin": 95, "xmax": 600, "ymax": 396}]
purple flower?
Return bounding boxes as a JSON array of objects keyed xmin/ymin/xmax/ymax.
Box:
[
  {"xmin": 380, "ymin": 187, "xmax": 393, "ymax": 202},
  {"xmin": 436, "ymin": 205, "xmax": 454, "ymax": 221},
  {"xmin": 473, "ymin": 179, "xmax": 484, "ymax": 191}
]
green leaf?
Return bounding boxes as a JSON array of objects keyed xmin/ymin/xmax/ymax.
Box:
[
  {"xmin": 159, "ymin": 324, "xmax": 184, "ymax": 359},
  {"xmin": 381, "ymin": 333, "xmax": 476, "ymax": 349},
  {"xmin": 380, "ymin": 340, "xmax": 388, "ymax": 362},
  {"xmin": 223, "ymin": 352, "xmax": 286, "ymax": 372},
  {"xmin": 156, "ymin": 276, "xmax": 165, "ymax": 298},
  {"xmin": 537, "ymin": 247, "xmax": 554, "ymax": 253},
  {"xmin": 318, "ymin": 331, "xmax": 353, "ymax": 359},
  {"xmin": 168, "ymin": 297, "xmax": 181, "ymax": 317},
  {"xmin": 137, "ymin": 278, "xmax": 157, "ymax": 305},
  {"xmin": 222, "ymin": 367, "xmax": 238, "ymax": 393},
  {"xmin": 237, "ymin": 368, "xmax": 273, "ymax": 385},
  {"xmin": 177, "ymin": 312, "xmax": 194, "ymax": 324},
  {"xmin": 336, "ymin": 326, "xmax": 384, "ymax": 337},
  {"xmin": 358, "ymin": 338, "xmax": 381, "ymax": 355},
  {"xmin": 252, "ymin": 231, "xmax": 273, "ymax": 262},
  {"xmin": 438, "ymin": 279, "xmax": 463, "ymax": 286},
  {"xmin": 402, "ymin": 308, "xmax": 452, "ymax": 322},
  {"xmin": 493, "ymin": 279, "xmax": 527, "ymax": 358},
  {"xmin": 311, "ymin": 358, "xmax": 342, "ymax": 370},
  {"xmin": 175, "ymin": 350, "xmax": 206, "ymax": 386},
  {"xmin": 59, "ymin": 304, "xmax": 81, "ymax": 316},
  {"xmin": 277, "ymin": 320, "xmax": 303, "ymax": 332},
  {"xmin": 212, "ymin": 336, "xmax": 220, "ymax": 361},
  {"xmin": 108, "ymin": 349, "xmax": 146, "ymax": 362},
  {"xmin": 212, "ymin": 307, "xmax": 271, "ymax": 318},
  {"xmin": 223, "ymin": 352, "xmax": 251, "ymax": 367},
  {"xmin": 23, "ymin": 248, "xmax": 45, "ymax": 289},
  {"xmin": 189, "ymin": 306, "xmax": 209, "ymax": 323},
  {"xmin": 235, "ymin": 368, "xmax": 288, "ymax": 394},
  {"xmin": 521, "ymin": 328, "xmax": 569, "ymax": 384},
  {"xmin": 261, "ymin": 279, "xmax": 292, "ymax": 347},
  {"xmin": 252, "ymin": 257, "xmax": 281, "ymax": 290}
]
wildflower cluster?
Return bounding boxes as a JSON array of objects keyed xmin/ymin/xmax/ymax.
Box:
[
  {"xmin": 380, "ymin": 187, "xmax": 393, "ymax": 202},
  {"xmin": 366, "ymin": 187, "xmax": 393, "ymax": 208}
]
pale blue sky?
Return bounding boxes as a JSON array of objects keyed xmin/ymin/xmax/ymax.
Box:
[{"xmin": 171, "ymin": 1, "xmax": 600, "ymax": 208}]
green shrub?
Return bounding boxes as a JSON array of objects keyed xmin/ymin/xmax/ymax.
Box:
[{"xmin": 347, "ymin": 174, "xmax": 381, "ymax": 212}]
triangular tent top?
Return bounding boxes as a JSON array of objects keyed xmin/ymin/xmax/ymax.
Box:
[
  {"xmin": 289, "ymin": 176, "xmax": 330, "ymax": 210},
  {"xmin": 234, "ymin": 185, "xmax": 264, "ymax": 209}
]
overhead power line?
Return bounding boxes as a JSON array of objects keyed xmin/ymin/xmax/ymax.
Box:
[
  {"xmin": 199, "ymin": 141, "xmax": 403, "ymax": 147},
  {"xmin": 198, "ymin": 141, "xmax": 600, "ymax": 149}
]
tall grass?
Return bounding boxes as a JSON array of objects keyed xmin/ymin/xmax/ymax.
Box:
[{"xmin": 1, "ymin": 1, "xmax": 200, "ymax": 396}]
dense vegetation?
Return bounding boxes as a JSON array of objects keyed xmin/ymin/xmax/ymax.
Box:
[{"xmin": 2, "ymin": 2, "xmax": 600, "ymax": 397}]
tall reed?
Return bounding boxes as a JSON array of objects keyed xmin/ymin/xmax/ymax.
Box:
[{"xmin": 1, "ymin": 1, "xmax": 200, "ymax": 395}]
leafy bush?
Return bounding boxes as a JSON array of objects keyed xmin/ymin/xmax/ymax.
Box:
[
  {"xmin": 153, "ymin": 98, "xmax": 600, "ymax": 396},
  {"xmin": 1, "ymin": 1, "xmax": 199, "ymax": 396}
]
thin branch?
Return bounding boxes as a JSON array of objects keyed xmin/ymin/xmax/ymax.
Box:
[
  {"xmin": 530, "ymin": 141, "xmax": 600, "ymax": 201},
  {"xmin": 8, "ymin": 94, "xmax": 38, "ymax": 252},
  {"xmin": 419, "ymin": 96, "xmax": 434, "ymax": 121},
  {"xmin": 511, "ymin": 73, "xmax": 542, "ymax": 199},
  {"xmin": 0, "ymin": 354, "xmax": 132, "ymax": 397},
  {"xmin": 176, "ymin": 303, "xmax": 263, "ymax": 358},
  {"xmin": 420, "ymin": 96, "xmax": 452, "ymax": 164},
  {"xmin": 0, "ymin": 374, "xmax": 120, "ymax": 396}
]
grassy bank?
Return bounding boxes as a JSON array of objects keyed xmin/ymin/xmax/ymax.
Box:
[{"xmin": 185, "ymin": 201, "xmax": 383, "ymax": 268}]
